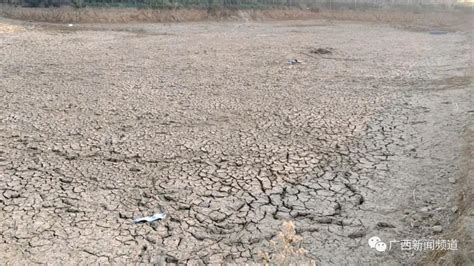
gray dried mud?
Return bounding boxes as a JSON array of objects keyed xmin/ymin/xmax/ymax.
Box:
[{"xmin": 0, "ymin": 19, "xmax": 472, "ymax": 264}]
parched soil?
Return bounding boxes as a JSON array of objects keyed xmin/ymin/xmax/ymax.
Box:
[{"xmin": 0, "ymin": 18, "xmax": 472, "ymax": 264}]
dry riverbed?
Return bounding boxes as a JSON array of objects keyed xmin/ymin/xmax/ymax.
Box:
[{"xmin": 0, "ymin": 17, "xmax": 472, "ymax": 264}]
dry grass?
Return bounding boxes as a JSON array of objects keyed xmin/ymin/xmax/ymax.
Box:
[
  {"xmin": 258, "ymin": 221, "xmax": 315, "ymax": 265},
  {"xmin": 0, "ymin": 6, "xmax": 321, "ymax": 23},
  {"xmin": 319, "ymin": 9, "xmax": 472, "ymax": 31},
  {"xmin": 0, "ymin": 5, "xmax": 471, "ymax": 31},
  {"xmin": 0, "ymin": 6, "xmax": 209, "ymax": 23},
  {"xmin": 0, "ymin": 21, "xmax": 23, "ymax": 33}
]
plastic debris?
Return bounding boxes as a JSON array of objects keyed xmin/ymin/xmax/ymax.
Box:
[
  {"xmin": 288, "ymin": 59, "xmax": 300, "ymax": 65},
  {"xmin": 133, "ymin": 213, "xmax": 166, "ymax": 224},
  {"xmin": 68, "ymin": 24, "xmax": 74, "ymax": 27}
]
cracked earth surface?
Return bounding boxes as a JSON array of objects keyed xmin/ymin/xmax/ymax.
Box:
[{"xmin": 0, "ymin": 19, "xmax": 472, "ymax": 264}]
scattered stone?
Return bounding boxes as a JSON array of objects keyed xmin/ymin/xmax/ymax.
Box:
[
  {"xmin": 432, "ymin": 225, "xmax": 443, "ymax": 233},
  {"xmin": 146, "ymin": 236, "xmax": 157, "ymax": 244},
  {"xmin": 59, "ymin": 177, "xmax": 73, "ymax": 183},
  {"xmin": 348, "ymin": 230, "xmax": 366, "ymax": 238},
  {"xmin": 209, "ymin": 210, "xmax": 226, "ymax": 222},
  {"xmin": 420, "ymin": 206, "xmax": 430, "ymax": 212},
  {"xmin": 4, "ymin": 191, "xmax": 20, "ymax": 199},
  {"xmin": 129, "ymin": 166, "xmax": 141, "ymax": 172},
  {"xmin": 411, "ymin": 220, "xmax": 421, "ymax": 228},
  {"xmin": 65, "ymin": 208, "xmax": 81, "ymax": 213},
  {"xmin": 420, "ymin": 211, "xmax": 433, "ymax": 219},
  {"xmin": 448, "ymin": 177, "xmax": 456, "ymax": 184},
  {"xmin": 377, "ymin": 222, "xmax": 396, "ymax": 228},
  {"xmin": 119, "ymin": 212, "xmax": 132, "ymax": 219},
  {"xmin": 310, "ymin": 47, "xmax": 333, "ymax": 55}
]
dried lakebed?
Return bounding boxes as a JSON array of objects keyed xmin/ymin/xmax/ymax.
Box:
[{"xmin": 0, "ymin": 20, "xmax": 472, "ymax": 264}]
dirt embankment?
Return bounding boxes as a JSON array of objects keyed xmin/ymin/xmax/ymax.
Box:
[
  {"xmin": 0, "ymin": 5, "xmax": 472, "ymax": 31},
  {"xmin": 424, "ymin": 117, "xmax": 474, "ymax": 265}
]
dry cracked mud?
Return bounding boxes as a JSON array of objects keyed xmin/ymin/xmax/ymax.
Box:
[{"xmin": 0, "ymin": 19, "xmax": 472, "ymax": 264}]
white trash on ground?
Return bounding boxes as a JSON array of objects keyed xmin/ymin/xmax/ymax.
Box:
[{"xmin": 133, "ymin": 213, "xmax": 166, "ymax": 224}]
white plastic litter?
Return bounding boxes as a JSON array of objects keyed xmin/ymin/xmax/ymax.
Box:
[
  {"xmin": 288, "ymin": 59, "xmax": 300, "ymax": 65},
  {"xmin": 68, "ymin": 24, "xmax": 73, "ymax": 27},
  {"xmin": 133, "ymin": 213, "xmax": 166, "ymax": 224}
]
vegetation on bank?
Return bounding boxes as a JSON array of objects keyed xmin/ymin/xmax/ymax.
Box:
[{"xmin": 1, "ymin": 0, "xmax": 468, "ymax": 10}]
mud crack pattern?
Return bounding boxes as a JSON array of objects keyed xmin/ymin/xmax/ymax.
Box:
[{"xmin": 0, "ymin": 21, "xmax": 471, "ymax": 264}]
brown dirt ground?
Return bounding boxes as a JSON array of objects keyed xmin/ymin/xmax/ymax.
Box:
[{"xmin": 0, "ymin": 14, "xmax": 472, "ymax": 264}]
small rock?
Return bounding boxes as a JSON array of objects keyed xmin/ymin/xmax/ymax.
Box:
[
  {"xmin": 420, "ymin": 206, "xmax": 430, "ymax": 212},
  {"xmin": 422, "ymin": 213, "xmax": 434, "ymax": 220},
  {"xmin": 451, "ymin": 206, "xmax": 458, "ymax": 213},
  {"xmin": 377, "ymin": 222, "xmax": 396, "ymax": 228},
  {"xmin": 412, "ymin": 213, "xmax": 422, "ymax": 221},
  {"xmin": 209, "ymin": 211, "xmax": 226, "ymax": 222},
  {"xmin": 348, "ymin": 230, "xmax": 366, "ymax": 238},
  {"xmin": 119, "ymin": 212, "xmax": 132, "ymax": 219},
  {"xmin": 129, "ymin": 166, "xmax": 141, "ymax": 172},
  {"xmin": 59, "ymin": 177, "xmax": 73, "ymax": 184},
  {"xmin": 432, "ymin": 225, "xmax": 443, "ymax": 233},
  {"xmin": 65, "ymin": 208, "xmax": 80, "ymax": 213},
  {"xmin": 448, "ymin": 177, "xmax": 456, "ymax": 184},
  {"xmin": 4, "ymin": 190, "xmax": 20, "ymax": 199},
  {"xmin": 146, "ymin": 236, "xmax": 157, "ymax": 244},
  {"xmin": 65, "ymin": 154, "xmax": 78, "ymax": 160},
  {"xmin": 310, "ymin": 47, "xmax": 333, "ymax": 55},
  {"xmin": 411, "ymin": 220, "xmax": 421, "ymax": 228}
]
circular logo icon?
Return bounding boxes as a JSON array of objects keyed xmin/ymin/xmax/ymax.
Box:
[
  {"xmin": 375, "ymin": 241, "xmax": 387, "ymax": 252},
  {"xmin": 368, "ymin": 236, "xmax": 381, "ymax": 248},
  {"xmin": 368, "ymin": 236, "xmax": 387, "ymax": 252}
]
